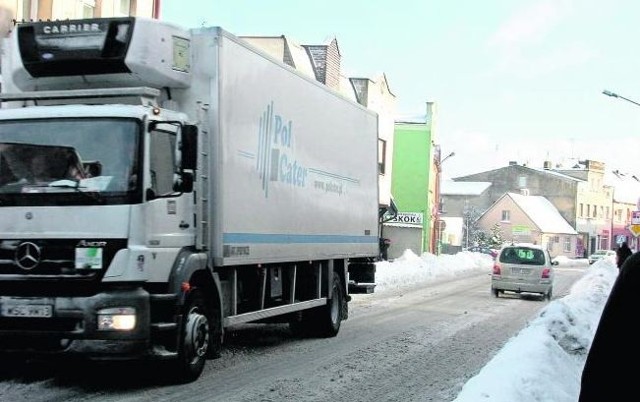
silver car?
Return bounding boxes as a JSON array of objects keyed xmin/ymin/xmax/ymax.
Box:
[
  {"xmin": 491, "ymin": 243, "xmax": 557, "ymax": 300},
  {"xmin": 587, "ymin": 249, "xmax": 616, "ymax": 265}
]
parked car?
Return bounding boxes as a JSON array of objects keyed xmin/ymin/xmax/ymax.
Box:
[
  {"xmin": 491, "ymin": 243, "xmax": 557, "ymax": 300},
  {"xmin": 467, "ymin": 246, "xmax": 498, "ymax": 259},
  {"xmin": 588, "ymin": 249, "xmax": 616, "ymax": 265}
]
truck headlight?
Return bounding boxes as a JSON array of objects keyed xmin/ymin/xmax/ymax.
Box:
[{"xmin": 97, "ymin": 307, "xmax": 136, "ymax": 331}]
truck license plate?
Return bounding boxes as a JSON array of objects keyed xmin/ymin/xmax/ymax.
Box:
[{"xmin": 1, "ymin": 304, "xmax": 52, "ymax": 318}]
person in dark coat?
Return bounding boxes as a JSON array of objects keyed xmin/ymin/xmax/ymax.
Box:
[
  {"xmin": 578, "ymin": 250, "xmax": 639, "ymax": 401},
  {"xmin": 616, "ymin": 241, "xmax": 633, "ymax": 269},
  {"xmin": 378, "ymin": 237, "xmax": 391, "ymax": 261}
]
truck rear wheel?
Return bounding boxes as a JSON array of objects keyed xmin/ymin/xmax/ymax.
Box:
[
  {"xmin": 289, "ymin": 275, "xmax": 345, "ymax": 338},
  {"xmin": 173, "ymin": 289, "xmax": 210, "ymax": 383},
  {"xmin": 313, "ymin": 275, "xmax": 344, "ymax": 337}
]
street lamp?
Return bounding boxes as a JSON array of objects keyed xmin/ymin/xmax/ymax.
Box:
[
  {"xmin": 441, "ymin": 151, "xmax": 455, "ymax": 165},
  {"xmin": 602, "ymin": 89, "xmax": 640, "ymax": 108},
  {"xmin": 602, "ymin": 89, "xmax": 638, "ymax": 251}
]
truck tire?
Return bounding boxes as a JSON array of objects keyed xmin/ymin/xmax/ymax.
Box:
[
  {"xmin": 313, "ymin": 275, "xmax": 344, "ymax": 337},
  {"xmin": 173, "ymin": 289, "xmax": 210, "ymax": 383},
  {"xmin": 289, "ymin": 275, "xmax": 345, "ymax": 338}
]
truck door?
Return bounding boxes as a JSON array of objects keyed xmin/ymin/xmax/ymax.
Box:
[{"xmin": 143, "ymin": 124, "xmax": 195, "ymax": 250}]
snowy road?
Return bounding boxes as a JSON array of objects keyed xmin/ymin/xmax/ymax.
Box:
[{"xmin": 0, "ymin": 266, "xmax": 585, "ymax": 402}]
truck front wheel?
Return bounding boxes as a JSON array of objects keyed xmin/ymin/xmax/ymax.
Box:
[{"xmin": 173, "ymin": 289, "xmax": 210, "ymax": 383}]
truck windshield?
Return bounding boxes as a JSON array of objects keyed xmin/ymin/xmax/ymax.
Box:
[{"xmin": 0, "ymin": 118, "xmax": 140, "ymax": 205}]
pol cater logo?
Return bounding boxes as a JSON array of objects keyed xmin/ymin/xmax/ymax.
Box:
[{"xmin": 254, "ymin": 102, "xmax": 308, "ymax": 197}]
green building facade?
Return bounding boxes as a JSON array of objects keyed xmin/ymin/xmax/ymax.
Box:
[{"xmin": 387, "ymin": 116, "xmax": 437, "ymax": 256}]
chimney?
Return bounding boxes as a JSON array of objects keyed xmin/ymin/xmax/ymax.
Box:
[
  {"xmin": 323, "ymin": 38, "xmax": 341, "ymax": 91},
  {"xmin": 509, "ymin": 161, "xmax": 518, "ymax": 166},
  {"xmin": 543, "ymin": 161, "xmax": 552, "ymax": 170},
  {"xmin": 520, "ymin": 188, "xmax": 530, "ymax": 196}
]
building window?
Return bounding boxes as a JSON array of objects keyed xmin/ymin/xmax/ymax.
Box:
[
  {"xmin": 553, "ymin": 236, "xmax": 560, "ymax": 243},
  {"xmin": 517, "ymin": 175, "xmax": 527, "ymax": 188},
  {"xmin": 501, "ymin": 210, "xmax": 510, "ymax": 222},
  {"xmin": 563, "ymin": 237, "xmax": 571, "ymax": 252},
  {"xmin": 579, "ymin": 203, "xmax": 584, "ymax": 217},
  {"xmin": 606, "ymin": 206, "xmax": 610, "ymax": 219},
  {"xmin": 592, "ymin": 205, "xmax": 597, "ymax": 218},
  {"xmin": 378, "ymin": 138, "xmax": 386, "ymax": 174}
]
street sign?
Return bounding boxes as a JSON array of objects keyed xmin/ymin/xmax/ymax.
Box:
[
  {"xmin": 630, "ymin": 211, "xmax": 640, "ymax": 237},
  {"xmin": 390, "ymin": 212, "xmax": 423, "ymax": 225}
]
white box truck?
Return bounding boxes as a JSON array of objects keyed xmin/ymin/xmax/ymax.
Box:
[{"xmin": 0, "ymin": 17, "xmax": 380, "ymax": 382}]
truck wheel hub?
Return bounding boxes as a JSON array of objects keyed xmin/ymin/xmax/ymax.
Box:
[{"xmin": 185, "ymin": 310, "xmax": 209, "ymax": 360}]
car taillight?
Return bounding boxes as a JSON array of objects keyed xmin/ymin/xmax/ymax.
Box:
[
  {"xmin": 493, "ymin": 264, "xmax": 501, "ymax": 275},
  {"xmin": 541, "ymin": 268, "xmax": 551, "ymax": 279}
]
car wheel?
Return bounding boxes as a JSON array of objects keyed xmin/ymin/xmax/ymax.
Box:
[
  {"xmin": 546, "ymin": 288, "xmax": 552, "ymax": 301},
  {"xmin": 492, "ymin": 288, "xmax": 499, "ymax": 298}
]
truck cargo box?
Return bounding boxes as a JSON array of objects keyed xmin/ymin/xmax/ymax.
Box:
[{"xmin": 179, "ymin": 28, "xmax": 380, "ymax": 266}]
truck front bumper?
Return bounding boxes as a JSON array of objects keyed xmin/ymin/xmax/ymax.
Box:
[{"xmin": 0, "ymin": 287, "xmax": 152, "ymax": 359}]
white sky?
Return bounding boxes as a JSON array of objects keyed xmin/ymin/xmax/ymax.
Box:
[
  {"xmin": 160, "ymin": 0, "xmax": 640, "ymax": 179},
  {"xmin": 374, "ymin": 250, "xmax": 617, "ymax": 401}
]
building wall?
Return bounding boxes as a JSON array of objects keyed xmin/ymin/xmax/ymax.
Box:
[
  {"xmin": 608, "ymin": 171, "xmax": 640, "ymax": 251},
  {"xmin": 477, "ymin": 196, "xmax": 542, "ymax": 245},
  {"xmin": 573, "ymin": 171, "xmax": 613, "ymax": 251},
  {"xmin": 455, "ymin": 164, "xmax": 579, "ymax": 227},
  {"xmin": 5, "ymin": 0, "xmax": 156, "ymax": 23},
  {"xmin": 391, "ymin": 120, "xmax": 433, "ymax": 254},
  {"xmin": 476, "ymin": 195, "xmax": 578, "ymax": 258},
  {"xmin": 541, "ymin": 233, "xmax": 578, "ymax": 258},
  {"xmin": 357, "ymin": 74, "xmax": 395, "ymax": 209},
  {"xmin": 439, "ymin": 191, "xmax": 489, "ymax": 252},
  {"xmin": 441, "ymin": 192, "xmax": 491, "ymax": 218},
  {"xmin": 612, "ymin": 200, "xmax": 637, "ymax": 250},
  {"xmin": 383, "ymin": 225, "xmax": 422, "ymax": 260}
]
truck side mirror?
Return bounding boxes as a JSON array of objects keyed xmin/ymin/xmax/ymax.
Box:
[
  {"xmin": 181, "ymin": 125, "xmax": 197, "ymax": 171},
  {"xmin": 173, "ymin": 171, "xmax": 194, "ymax": 193}
]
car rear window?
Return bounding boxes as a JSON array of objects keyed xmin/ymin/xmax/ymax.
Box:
[{"xmin": 499, "ymin": 247, "xmax": 546, "ymax": 265}]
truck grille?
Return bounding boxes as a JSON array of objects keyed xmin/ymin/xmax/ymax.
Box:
[{"xmin": 0, "ymin": 239, "xmax": 127, "ymax": 293}]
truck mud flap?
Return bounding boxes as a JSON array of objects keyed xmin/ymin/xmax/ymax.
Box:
[{"xmin": 348, "ymin": 259, "xmax": 376, "ymax": 294}]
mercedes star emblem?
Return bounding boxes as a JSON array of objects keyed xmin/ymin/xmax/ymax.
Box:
[{"xmin": 15, "ymin": 242, "xmax": 41, "ymax": 270}]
